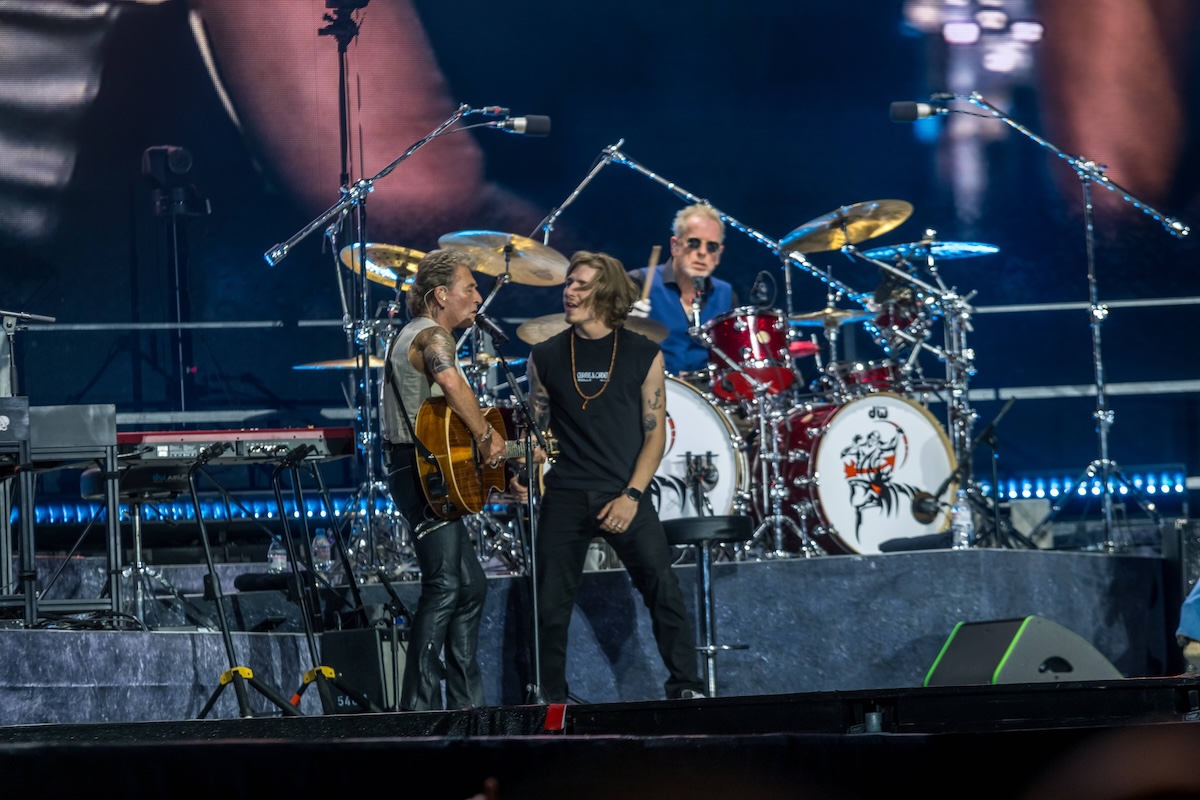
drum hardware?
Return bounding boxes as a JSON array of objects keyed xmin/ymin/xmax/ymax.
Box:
[
  {"xmin": 947, "ymin": 91, "xmax": 1189, "ymax": 551},
  {"xmin": 599, "ymin": 143, "xmax": 874, "ymax": 321}
]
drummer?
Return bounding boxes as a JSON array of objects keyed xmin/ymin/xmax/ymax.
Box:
[{"xmin": 627, "ymin": 204, "xmax": 738, "ymax": 377}]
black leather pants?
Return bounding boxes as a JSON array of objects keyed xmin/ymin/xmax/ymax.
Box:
[{"xmin": 387, "ymin": 444, "xmax": 488, "ymax": 711}]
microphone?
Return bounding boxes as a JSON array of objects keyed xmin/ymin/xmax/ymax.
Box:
[
  {"xmin": 487, "ymin": 115, "xmax": 551, "ymax": 136},
  {"xmin": 911, "ymin": 491, "xmax": 941, "ymax": 525},
  {"xmin": 692, "ymin": 276, "xmax": 705, "ymax": 300},
  {"xmin": 474, "ymin": 312, "xmax": 509, "ymax": 345},
  {"xmin": 889, "ymin": 101, "xmax": 949, "ymax": 122},
  {"xmin": 749, "ymin": 273, "xmax": 771, "ymax": 307}
]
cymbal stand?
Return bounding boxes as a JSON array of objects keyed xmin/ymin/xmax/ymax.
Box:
[
  {"xmin": 960, "ymin": 91, "xmax": 1189, "ymax": 551},
  {"xmin": 696, "ymin": 330, "xmax": 817, "ymax": 558}
]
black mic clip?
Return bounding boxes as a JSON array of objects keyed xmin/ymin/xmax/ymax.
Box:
[{"xmin": 474, "ymin": 312, "xmax": 509, "ymax": 345}]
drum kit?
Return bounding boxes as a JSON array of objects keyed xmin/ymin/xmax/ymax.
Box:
[{"xmin": 295, "ymin": 188, "xmax": 1002, "ymax": 572}]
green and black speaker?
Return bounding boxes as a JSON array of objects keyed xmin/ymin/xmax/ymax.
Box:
[{"xmin": 924, "ymin": 616, "xmax": 1124, "ymax": 687}]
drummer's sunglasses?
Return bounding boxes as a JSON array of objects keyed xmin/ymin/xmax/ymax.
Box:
[{"xmin": 685, "ymin": 238, "xmax": 722, "ymax": 254}]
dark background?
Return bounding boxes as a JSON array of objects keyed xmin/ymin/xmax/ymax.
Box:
[{"xmin": 4, "ymin": 0, "xmax": 1199, "ymax": 505}]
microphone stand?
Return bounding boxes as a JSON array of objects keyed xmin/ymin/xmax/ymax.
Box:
[
  {"xmin": 962, "ymin": 91, "xmax": 1188, "ymax": 551},
  {"xmin": 535, "ymin": 139, "xmax": 623, "ymax": 245},
  {"xmin": 919, "ymin": 397, "xmax": 1035, "ymax": 550},
  {"xmin": 490, "ymin": 332, "xmax": 552, "ymax": 704}
]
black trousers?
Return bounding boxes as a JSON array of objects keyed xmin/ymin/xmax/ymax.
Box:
[
  {"xmin": 535, "ymin": 486, "xmax": 703, "ymax": 703},
  {"xmin": 387, "ymin": 443, "xmax": 487, "ymax": 711}
]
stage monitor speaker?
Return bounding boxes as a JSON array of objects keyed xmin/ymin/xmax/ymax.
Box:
[
  {"xmin": 924, "ymin": 616, "xmax": 1123, "ymax": 687},
  {"xmin": 321, "ymin": 627, "xmax": 407, "ymax": 713}
]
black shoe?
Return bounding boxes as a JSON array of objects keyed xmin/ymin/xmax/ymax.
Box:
[{"xmin": 679, "ymin": 689, "xmax": 707, "ymax": 700}]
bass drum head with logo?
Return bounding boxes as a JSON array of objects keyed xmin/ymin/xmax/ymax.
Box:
[
  {"xmin": 785, "ymin": 393, "xmax": 955, "ymax": 554},
  {"xmin": 651, "ymin": 376, "xmax": 747, "ymax": 519}
]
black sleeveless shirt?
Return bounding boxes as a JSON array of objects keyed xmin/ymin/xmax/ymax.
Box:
[{"xmin": 532, "ymin": 327, "xmax": 660, "ymax": 493}]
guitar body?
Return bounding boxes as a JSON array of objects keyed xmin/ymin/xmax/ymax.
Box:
[{"xmin": 414, "ymin": 399, "xmax": 508, "ymax": 519}]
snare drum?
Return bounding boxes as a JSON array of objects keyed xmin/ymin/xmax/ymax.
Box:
[
  {"xmin": 761, "ymin": 392, "xmax": 955, "ymax": 554},
  {"xmin": 651, "ymin": 376, "xmax": 749, "ymax": 519},
  {"xmin": 703, "ymin": 307, "xmax": 794, "ymax": 403}
]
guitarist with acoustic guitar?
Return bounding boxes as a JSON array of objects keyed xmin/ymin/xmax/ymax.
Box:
[{"xmin": 380, "ymin": 249, "xmax": 506, "ymax": 712}]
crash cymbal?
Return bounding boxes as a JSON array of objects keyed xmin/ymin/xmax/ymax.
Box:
[
  {"xmin": 861, "ymin": 240, "xmax": 1000, "ymax": 261},
  {"xmin": 516, "ymin": 313, "xmax": 669, "ymax": 345},
  {"xmin": 340, "ymin": 243, "xmax": 424, "ymax": 289},
  {"xmin": 293, "ymin": 355, "xmax": 385, "ymax": 370},
  {"xmin": 780, "ymin": 200, "xmax": 914, "ymax": 253},
  {"xmin": 438, "ymin": 230, "xmax": 568, "ymax": 286},
  {"xmin": 788, "ymin": 307, "xmax": 875, "ymax": 328}
]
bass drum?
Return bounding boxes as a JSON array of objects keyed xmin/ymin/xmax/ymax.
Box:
[
  {"xmin": 652, "ymin": 376, "xmax": 749, "ymax": 519},
  {"xmin": 768, "ymin": 392, "xmax": 955, "ymax": 555}
]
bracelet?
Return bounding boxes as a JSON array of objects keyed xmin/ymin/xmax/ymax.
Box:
[{"xmin": 476, "ymin": 425, "xmax": 493, "ymax": 444}]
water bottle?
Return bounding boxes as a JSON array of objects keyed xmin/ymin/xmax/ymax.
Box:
[
  {"xmin": 267, "ymin": 536, "xmax": 289, "ymax": 573},
  {"xmin": 311, "ymin": 528, "xmax": 333, "ymax": 573},
  {"xmin": 950, "ymin": 488, "xmax": 973, "ymax": 550}
]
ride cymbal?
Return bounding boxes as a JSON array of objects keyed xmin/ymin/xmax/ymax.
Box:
[
  {"xmin": 861, "ymin": 240, "xmax": 1000, "ymax": 261},
  {"xmin": 294, "ymin": 355, "xmax": 385, "ymax": 370},
  {"xmin": 340, "ymin": 243, "xmax": 424, "ymax": 289},
  {"xmin": 788, "ymin": 307, "xmax": 875, "ymax": 328},
  {"xmin": 438, "ymin": 230, "xmax": 568, "ymax": 286},
  {"xmin": 516, "ymin": 313, "xmax": 669, "ymax": 345},
  {"xmin": 780, "ymin": 200, "xmax": 914, "ymax": 253}
]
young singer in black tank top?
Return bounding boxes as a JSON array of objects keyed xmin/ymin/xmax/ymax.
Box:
[{"xmin": 518, "ymin": 251, "xmax": 705, "ymax": 703}]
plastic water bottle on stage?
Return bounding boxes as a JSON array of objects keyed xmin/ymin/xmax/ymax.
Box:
[
  {"xmin": 311, "ymin": 528, "xmax": 333, "ymax": 573},
  {"xmin": 950, "ymin": 488, "xmax": 973, "ymax": 550},
  {"xmin": 267, "ymin": 536, "xmax": 289, "ymax": 573}
]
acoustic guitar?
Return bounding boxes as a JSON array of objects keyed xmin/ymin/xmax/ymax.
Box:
[{"xmin": 414, "ymin": 397, "xmax": 554, "ymax": 519}]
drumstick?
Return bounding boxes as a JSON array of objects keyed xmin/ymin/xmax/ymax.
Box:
[{"xmin": 640, "ymin": 245, "xmax": 661, "ymax": 302}]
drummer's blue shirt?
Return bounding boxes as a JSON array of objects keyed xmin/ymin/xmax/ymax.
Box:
[{"xmin": 627, "ymin": 259, "xmax": 735, "ymax": 375}]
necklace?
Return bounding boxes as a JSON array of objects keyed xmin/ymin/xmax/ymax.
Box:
[{"xmin": 569, "ymin": 328, "xmax": 618, "ymax": 410}]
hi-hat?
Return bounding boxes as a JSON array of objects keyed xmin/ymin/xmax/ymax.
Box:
[
  {"xmin": 516, "ymin": 313, "xmax": 668, "ymax": 345},
  {"xmin": 438, "ymin": 230, "xmax": 568, "ymax": 286},
  {"xmin": 861, "ymin": 240, "xmax": 1000, "ymax": 261},
  {"xmin": 339, "ymin": 243, "xmax": 424, "ymax": 289},
  {"xmin": 294, "ymin": 355, "xmax": 385, "ymax": 370},
  {"xmin": 781, "ymin": 200, "xmax": 914, "ymax": 253},
  {"xmin": 788, "ymin": 307, "xmax": 875, "ymax": 328}
]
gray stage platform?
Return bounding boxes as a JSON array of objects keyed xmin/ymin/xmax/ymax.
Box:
[{"xmin": 0, "ymin": 547, "xmax": 1173, "ymax": 726}]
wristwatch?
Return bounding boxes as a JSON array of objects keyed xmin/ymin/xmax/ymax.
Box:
[{"xmin": 623, "ymin": 486, "xmax": 643, "ymax": 502}]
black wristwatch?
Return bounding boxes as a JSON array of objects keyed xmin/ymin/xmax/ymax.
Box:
[{"xmin": 623, "ymin": 486, "xmax": 643, "ymax": 502}]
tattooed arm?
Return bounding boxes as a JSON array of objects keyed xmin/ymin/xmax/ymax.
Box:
[
  {"xmin": 410, "ymin": 326, "xmax": 505, "ymax": 465},
  {"xmin": 632, "ymin": 351, "xmax": 668, "ymax": 488}
]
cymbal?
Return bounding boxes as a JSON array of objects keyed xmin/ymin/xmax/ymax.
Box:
[
  {"xmin": 788, "ymin": 307, "xmax": 875, "ymax": 328},
  {"xmin": 861, "ymin": 240, "xmax": 1000, "ymax": 261},
  {"xmin": 293, "ymin": 355, "xmax": 385, "ymax": 370},
  {"xmin": 780, "ymin": 200, "xmax": 914, "ymax": 253},
  {"xmin": 438, "ymin": 230, "xmax": 568, "ymax": 286},
  {"xmin": 516, "ymin": 313, "xmax": 669, "ymax": 345},
  {"xmin": 340, "ymin": 243, "xmax": 424, "ymax": 289}
]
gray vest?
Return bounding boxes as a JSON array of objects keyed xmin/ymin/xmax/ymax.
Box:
[{"xmin": 380, "ymin": 317, "xmax": 444, "ymax": 446}]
